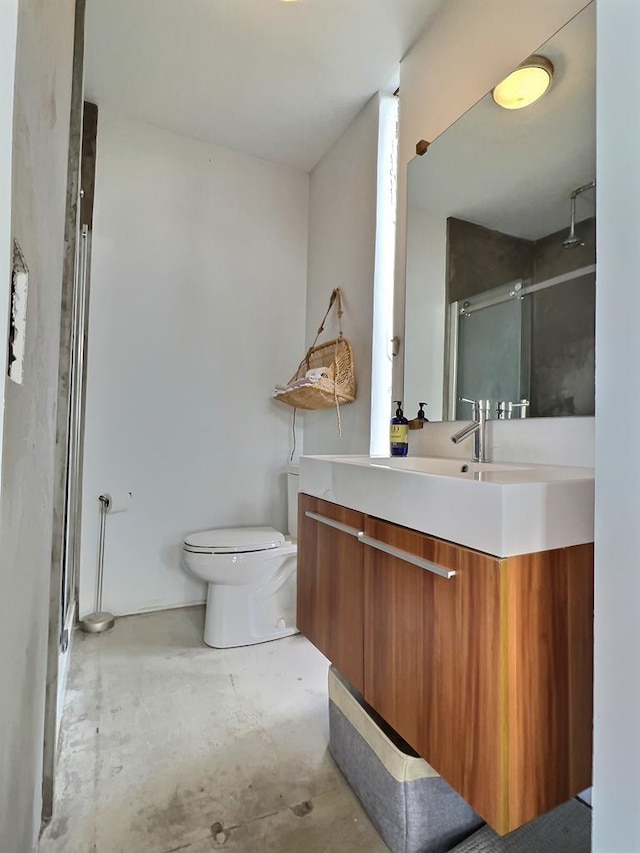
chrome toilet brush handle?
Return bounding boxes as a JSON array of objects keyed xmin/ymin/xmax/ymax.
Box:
[
  {"xmin": 80, "ymin": 495, "xmax": 115, "ymax": 634},
  {"xmin": 95, "ymin": 494, "xmax": 108, "ymax": 613}
]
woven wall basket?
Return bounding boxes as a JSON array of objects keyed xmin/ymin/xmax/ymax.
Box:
[{"xmin": 273, "ymin": 289, "xmax": 356, "ymax": 411}]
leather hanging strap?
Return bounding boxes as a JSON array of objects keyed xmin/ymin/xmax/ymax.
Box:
[{"xmin": 307, "ymin": 288, "xmax": 344, "ymax": 360}]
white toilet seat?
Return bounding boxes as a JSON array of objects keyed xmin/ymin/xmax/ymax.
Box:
[
  {"xmin": 184, "ymin": 541, "xmax": 297, "ymax": 585},
  {"xmin": 184, "ymin": 525, "xmax": 285, "ymax": 555}
]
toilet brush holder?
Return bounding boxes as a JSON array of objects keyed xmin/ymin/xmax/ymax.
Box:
[{"xmin": 80, "ymin": 494, "xmax": 116, "ymax": 633}]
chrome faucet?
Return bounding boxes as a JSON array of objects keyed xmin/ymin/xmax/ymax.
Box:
[
  {"xmin": 496, "ymin": 399, "xmax": 530, "ymax": 420},
  {"xmin": 450, "ymin": 398, "xmax": 491, "ymax": 463}
]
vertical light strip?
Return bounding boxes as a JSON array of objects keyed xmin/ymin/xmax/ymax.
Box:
[{"xmin": 369, "ymin": 91, "xmax": 399, "ymax": 456}]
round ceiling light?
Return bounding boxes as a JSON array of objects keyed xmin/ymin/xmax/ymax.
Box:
[{"xmin": 492, "ymin": 55, "xmax": 554, "ymax": 110}]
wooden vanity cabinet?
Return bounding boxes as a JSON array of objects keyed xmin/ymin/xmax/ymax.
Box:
[
  {"xmin": 297, "ymin": 493, "xmax": 594, "ymax": 835},
  {"xmin": 297, "ymin": 494, "xmax": 364, "ymax": 692},
  {"xmin": 363, "ymin": 516, "xmax": 504, "ymax": 828}
]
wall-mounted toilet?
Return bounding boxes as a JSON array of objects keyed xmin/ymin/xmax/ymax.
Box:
[{"xmin": 182, "ymin": 466, "xmax": 299, "ymax": 648}]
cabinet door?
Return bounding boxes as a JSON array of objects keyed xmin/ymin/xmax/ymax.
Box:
[
  {"xmin": 363, "ymin": 516, "xmax": 505, "ymax": 830},
  {"xmin": 504, "ymin": 544, "xmax": 594, "ymax": 830},
  {"xmin": 297, "ymin": 494, "xmax": 364, "ymax": 692}
]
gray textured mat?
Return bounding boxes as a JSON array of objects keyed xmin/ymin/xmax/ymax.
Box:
[{"xmin": 450, "ymin": 798, "xmax": 591, "ymax": 853}]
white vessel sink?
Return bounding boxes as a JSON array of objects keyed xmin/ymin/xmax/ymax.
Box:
[
  {"xmin": 299, "ymin": 455, "xmax": 594, "ymax": 557},
  {"xmin": 343, "ymin": 456, "xmax": 530, "ymax": 477}
]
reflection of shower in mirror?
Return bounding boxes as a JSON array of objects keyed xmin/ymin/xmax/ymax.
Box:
[{"xmin": 563, "ymin": 181, "xmax": 596, "ymax": 250}]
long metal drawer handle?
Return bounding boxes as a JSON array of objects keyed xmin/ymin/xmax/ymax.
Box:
[
  {"xmin": 359, "ymin": 534, "xmax": 456, "ymax": 579},
  {"xmin": 305, "ymin": 511, "xmax": 363, "ymax": 539}
]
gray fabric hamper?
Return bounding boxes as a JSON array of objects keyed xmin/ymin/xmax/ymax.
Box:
[{"xmin": 328, "ymin": 666, "xmax": 484, "ymax": 853}]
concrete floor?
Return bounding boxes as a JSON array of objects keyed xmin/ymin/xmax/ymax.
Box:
[{"xmin": 39, "ymin": 606, "xmax": 388, "ymax": 853}]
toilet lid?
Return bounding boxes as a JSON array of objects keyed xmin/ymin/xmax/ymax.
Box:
[{"xmin": 183, "ymin": 526, "xmax": 285, "ymax": 554}]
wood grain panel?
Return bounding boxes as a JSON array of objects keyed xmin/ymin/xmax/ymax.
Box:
[
  {"xmin": 363, "ymin": 524, "xmax": 427, "ymax": 753},
  {"xmin": 425, "ymin": 543, "xmax": 504, "ymax": 831},
  {"xmin": 363, "ymin": 517, "xmax": 505, "ymax": 830},
  {"xmin": 505, "ymin": 544, "xmax": 593, "ymax": 831},
  {"xmin": 296, "ymin": 494, "xmax": 319, "ymax": 649},
  {"xmin": 297, "ymin": 494, "xmax": 364, "ymax": 691},
  {"xmin": 300, "ymin": 497, "xmax": 594, "ymax": 835}
]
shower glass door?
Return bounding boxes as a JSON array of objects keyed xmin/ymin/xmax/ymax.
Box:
[{"xmin": 453, "ymin": 282, "xmax": 531, "ymax": 420}]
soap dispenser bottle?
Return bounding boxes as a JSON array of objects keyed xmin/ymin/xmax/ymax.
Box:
[{"xmin": 390, "ymin": 401, "xmax": 409, "ymax": 457}]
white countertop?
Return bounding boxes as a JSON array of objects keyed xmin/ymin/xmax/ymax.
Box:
[{"xmin": 299, "ymin": 454, "xmax": 594, "ymax": 558}]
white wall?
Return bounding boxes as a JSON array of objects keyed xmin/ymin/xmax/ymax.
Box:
[
  {"xmin": 593, "ymin": 3, "xmax": 640, "ymax": 850},
  {"xmin": 80, "ymin": 110, "xmax": 309, "ymax": 617},
  {"xmin": 0, "ymin": 0, "xmax": 75, "ymax": 850},
  {"xmin": 303, "ymin": 95, "xmax": 380, "ymax": 456}
]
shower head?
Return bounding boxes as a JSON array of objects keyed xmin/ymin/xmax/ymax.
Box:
[
  {"xmin": 562, "ymin": 203, "xmax": 584, "ymax": 249},
  {"xmin": 562, "ymin": 181, "xmax": 595, "ymax": 250}
]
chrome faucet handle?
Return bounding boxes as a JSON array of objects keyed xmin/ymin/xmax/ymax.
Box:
[
  {"xmin": 496, "ymin": 399, "xmax": 530, "ymax": 419},
  {"xmin": 460, "ymin": 397, "xmax": 491, "ymax": 415},
  {"xmin": 459, "ymin": 398, "xmax": 480, "ymax": 421},
  {"xmin": 512, "ymin": 399, "xmax": 530, "ymax": 419}
]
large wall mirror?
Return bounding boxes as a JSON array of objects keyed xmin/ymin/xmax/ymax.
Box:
[{"xmin": 404, "ymin": 2, "xmax": 595, "ymax": 422}]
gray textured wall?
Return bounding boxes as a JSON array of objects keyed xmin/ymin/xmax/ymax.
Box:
[
  {"xmin": 0, "ymin": 1, "xmax": 75, "ymax": 850},
  {"xmin": 447, "ymin": 216, "xmax": 534, "ymax": 303},
  {"xmin": 531, "ymin": 218, "xmax": 596, "ymax": 417}
]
